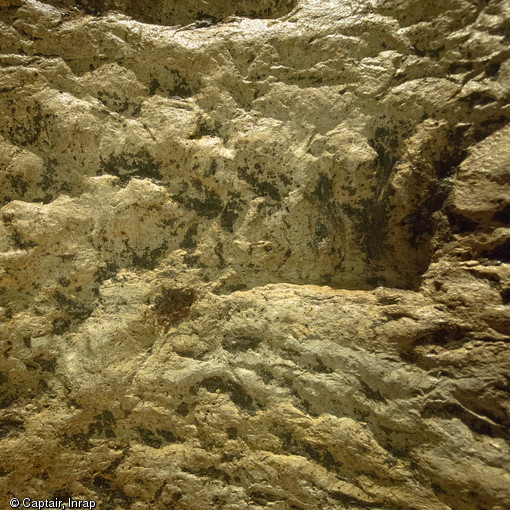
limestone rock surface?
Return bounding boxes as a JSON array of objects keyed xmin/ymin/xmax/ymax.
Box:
[{"xmin": 0, "ymin": 0, "xmax": 509, "ymax": 509}]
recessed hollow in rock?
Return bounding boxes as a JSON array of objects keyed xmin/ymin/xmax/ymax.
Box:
[{"xmin": 41, "ymin": 0, "xmax": 298, "ymax": 25}]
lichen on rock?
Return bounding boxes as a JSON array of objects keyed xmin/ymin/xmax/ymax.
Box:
[{"xmin": 0, "ymin": 0, "xmax": 509, "ymax": 508}]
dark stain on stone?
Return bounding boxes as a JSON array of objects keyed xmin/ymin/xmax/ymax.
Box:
[
  {"xmin": 183, "ymin": 254, "xmax": 203, "ymax": 268},
  {"xmin": 168, "ymin": 69, "xmax": 192, "ymax": 97},
  {"xmin": 165, "ymin": 492, "xmax": 183, "ymax": 510},
  {"xmin": 0, "ymin": 384, "xmax": 20, "ymax": 409},
  {"xmin": 89, "ymin": 410, "xmax": 116, "ymax": 438},
  {"xmin": 404, "ymin": 179, "xmax": 451, "ymax": 248},
  {"xmin": 174, "ymin": 187, "xmax": 223, "ymax": 219},
  {"xmin": 154, "ymin": 287, "xmax": 196, "ymax": 328},
  {"xmin": 459, "ymin": 91, "xmax": 496, "ymax": 108},
  {"xmin": 93, "ymin": 476, "xmax": 111, "ymax": 489},
  {"xmin": 435, "ymin": 127, "xmax": 469, "ymax": 179},
  {"xmin": 67, "ymin": 399, "xmax": 83, "ymax": 410},
  {"xmin": 131, "ymin": 241, "xmax": 168, "ymax": 270},
  {"xmin": 314, "ymin": 219, "xmax": 328, "ymax": 240},
  {"xmin": 33, "ymin": 355, "xmax": 57, "ymax": 373},
  {"xmin": 0, "ymin": 418, "xmax": 24, "ymax": 439},
  {"xmin": 6, "ymin": 103, "xmax": 47, "ymax": 147},
  {"xmin": 137, "ymin": 427, "xmax": 161, "ymax": 448},
  {"xmin": 291, "ymin": 389, "xmax": 312, "ymax": 415},
  {"xmin": 3, "ymin": 341, "xmax": 12, "ymax": 359},
  {"xmin": 199, "ymin": 376, "xmax": 257, "ymax": 413},
  {"xmin": 359, "ymin": 379, "xmax": 387, "ymax": 403},
  {"xmin": 205, "ymin": 159, "xmax": 217, "ymax": 177},
  {"xmin": 154, "ymin": 482, "xmax": 166, "ymax": 500},
  {"xmin": 370, "ymin": 126, "xmax": 399, "ymax": 192},
  {"xmin": 55, "ymin": 291, "xmax": 94, "ymax": 321},
  {"xmin": 238, "ymin": 166, "xmax": 281, "ymax": 201},
  {"xmin": 313, "ymin": 173, "xmax": 333, "ymax": 203},
  {"xmin": 6, "ymin": 173, "xmax": 29, "ymax": 196},
  {"xmin": 249, "ymin": 490, "xmax": 279, "ymax": 505},
  {"xmin": 58, "ymin": 276, "xmax": 71, "ymax": 287},
  {"xmin": 97, "ymin": 90, "xmax": 139, "ymax": 115},
  {"xmin": 313, "ymin": 356, "xmax": 333, "ymax": 374},
  {"xmin": 67, "ymin": 433, "xmax": 91, "ymax": 451},
  {"xmin": 189, "ymin": 116, "xmax": 221, "ymax": 139},
  {"xmin": 220, "ymin": 193, "xmax": 245, "ymax": 232},
  {"xmin": 99, "ymin": 149, "xmax": 162, "ymax": 184},
  {"xmin": 38, "ymin": 158, "xmax": 58, "ymax": 192},
  {"xmin": 340, "ymin": 199, "xmax": 386, "ymax": 263},
  {"xmin": 94, "ymin": 262, "xmax": 118, "ymax": 285},
  {"xmin": 52, "ymin": 317, "xmax": 71, "ymax": 335},
  {"xmin": 176, "ymin": 402, "xmax": 189, "ymax": 416},
  {"xmin": 366, "ymin": 202, "xmax": 389, "ymax": 262},
  {"xmin": 340, "ymin": 124, "xmax": 402, "ymax": 264},
  {"xmin": 11, "ymin": 232, "xmax": 37, "ymax": 250},
  {"xmin": 156, "ymin": 428, "xmax": 178, "ymax": 443},
  {"xmin": 149, "ymin": 77, "xmax": 161, "ymax": 95},
  {"xmin": 214, "ymin": 241, "xmax": 226, "ymax": 268},
  {"xmin": 180, "ymin": 224, "xmax": 198, "ymax": 250},
  {"xmin": 278, "ymin": 431, "xmax": 342, "ymax": 472},
  {"xmin": 431, "ymin": 482, "xmax": 447, "ymax": 495},
  {"xmin": 226, "ymin": 426, "xmax": 238, "ymax": 439}
]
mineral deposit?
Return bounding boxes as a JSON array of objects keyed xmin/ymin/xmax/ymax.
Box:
[{"xmin": 0, "ymin": 0, "xmax": 509, "ymax": 509}]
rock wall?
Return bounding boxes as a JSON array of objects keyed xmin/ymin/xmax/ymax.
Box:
[{"xmin": 0, "ymin": 0, "xmax": 509, "ymax": 508}]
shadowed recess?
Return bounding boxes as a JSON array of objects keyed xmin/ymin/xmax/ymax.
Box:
[{"xmin": 41, "ymin": 0, "xmax": 298, "ymax": 25}]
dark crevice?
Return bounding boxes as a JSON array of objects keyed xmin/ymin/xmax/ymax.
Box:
[
  {"xmin": 40, "ymin": 0, "xmax": 298, "ymax": 26},
  {"xmin": 480, "ymin": 239, "xmax": 510, "ymax": 262}
]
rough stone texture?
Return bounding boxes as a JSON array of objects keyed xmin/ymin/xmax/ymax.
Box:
[{"xmin": 0, "ymin": 0, "xmax": 509, "ymax": 508}]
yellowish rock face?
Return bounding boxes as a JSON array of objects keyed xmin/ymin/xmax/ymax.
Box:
[{"xmin": 0, "ymin": 0, "xmax": 509, "ymax": 509}]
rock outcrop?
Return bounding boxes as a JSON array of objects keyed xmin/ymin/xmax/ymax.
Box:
[{"xmin": 0, "ymin": 0, "xmax": 509, "ymax": 508}]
